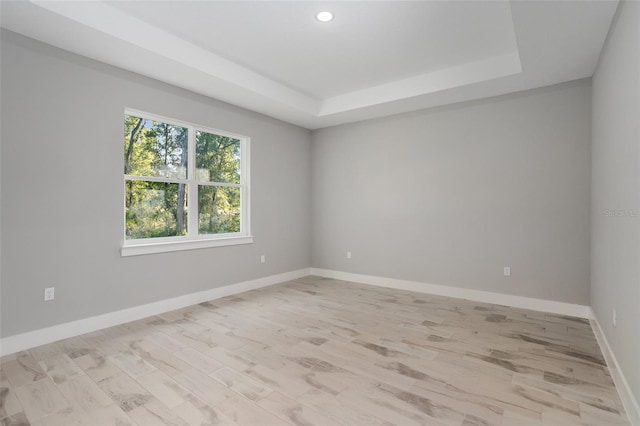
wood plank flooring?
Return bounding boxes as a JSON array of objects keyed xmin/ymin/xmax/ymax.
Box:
[{"xmin": 0, "ymin": 276, "xmax": 630, "ymax": 425}]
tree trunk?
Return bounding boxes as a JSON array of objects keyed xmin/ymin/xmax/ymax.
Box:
[
  {"xmin": 163, "ymin": 124, "xmax": 169, "ymax": 166},
  {"xmin": 124, "ymin": 118, "xmax": 143, "ymax": 175},
  {"xmin": 125, "ymin": 118, "xmax": 144, "ymax": 213},
  {"xmin": 176, "ymin": 131, "xmax": 188, "ymax": 234},
  {"xmin": 209, "ymin": 189, "xmax": 217, "ymax": 231}
]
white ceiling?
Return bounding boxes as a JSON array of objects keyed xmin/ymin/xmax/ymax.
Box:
[{"xmin": 1, "ymin": 0, "xmax": 619, "ymax": 129}]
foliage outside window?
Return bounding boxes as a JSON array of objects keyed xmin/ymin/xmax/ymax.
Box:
[{"xmin": 122, "ymin": 110, "xmax": 251, "ymax": 256}]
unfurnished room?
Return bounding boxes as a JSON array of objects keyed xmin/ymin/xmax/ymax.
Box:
[{"xmin": 0, "ymin": 1, "xmax": 639, "ymax": 425}]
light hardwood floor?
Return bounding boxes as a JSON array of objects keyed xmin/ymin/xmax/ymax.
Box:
[{"xmin": 0, "ymin": 276, "xmax": 630, "ymax": 425}]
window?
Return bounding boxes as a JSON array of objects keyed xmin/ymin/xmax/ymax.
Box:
[{"xmin": 122, "ymin": 109, "xmax": 251, "ymax": 256}]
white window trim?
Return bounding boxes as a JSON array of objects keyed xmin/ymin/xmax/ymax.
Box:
[{"xmin": 121, "ymin": 109, "xmax": 252, "ymax": 257}]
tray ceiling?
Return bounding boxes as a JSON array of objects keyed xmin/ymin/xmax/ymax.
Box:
[{"xmin": 1, "ymin": 1, "xmax": 619, "ymax": 129}]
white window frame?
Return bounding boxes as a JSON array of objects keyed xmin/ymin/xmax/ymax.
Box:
[{"xmin": 121, "ymin": 109, "xmax": 252, "ymax": 257}]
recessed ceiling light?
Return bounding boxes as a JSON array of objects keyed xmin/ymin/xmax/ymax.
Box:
[{"xmin": 316, "ymin": 11, "xmax": 334, "ymax": 22}]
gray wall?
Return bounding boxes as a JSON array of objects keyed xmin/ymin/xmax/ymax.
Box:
[
  {"xmin": 312, "ymin": 80, "xmax": 592, "ymax": 305},
  {"xmin": 591, "ymin": 0, "xmax": 640, "ymax": 406},
  {"xmin": 0, "ymin": 30, "xmax": 312, "ymax": 338}
]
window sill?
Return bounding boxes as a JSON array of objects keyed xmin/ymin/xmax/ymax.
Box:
[{"xmin": 121, "ymin": 235, "xmax": 254, "ymax": 257}]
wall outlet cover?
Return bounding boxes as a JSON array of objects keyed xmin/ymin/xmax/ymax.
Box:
[{"xmin": 44, "ymin": 287, "xmax": 55, "ymax": 301}]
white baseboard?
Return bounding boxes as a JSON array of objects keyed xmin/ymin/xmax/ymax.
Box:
[
  {"xmin": 589, "ymin": 309, "xmax": 640, "ymax": 425},
  {"xmin": 0, "ymin": 268, "xmax": 311, "ymax": 357},
  {"xmin": 4, "ymin": 266, "xmax": 637, "ymax": 423},
  {"xmin": 310, "ymin": 268, "xmax": 592, "ymax": 318}
]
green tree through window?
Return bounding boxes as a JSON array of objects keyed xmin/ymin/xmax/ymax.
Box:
[
  {"xmin": 123, "ymin": 111, "xmax": 248, "ymax": 244},
  {"xmin": 195, "ymin": 130, "xmax": 241, "ymax": 235}
]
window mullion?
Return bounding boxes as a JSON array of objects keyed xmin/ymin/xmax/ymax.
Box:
[
  {"xmin": 241, "ymin": 138, "xmax": 250, "ymax": 235},
  {"xmin": 187, "ymin": 126, "xmax": 198, "ymax": 237},
  {"xmin": 124, "ymin": 175, "xmax": 188, "ymax": 184},
  {"xmin": 198, "ymin": 182, "xmax": 241, "ymax": 188}
]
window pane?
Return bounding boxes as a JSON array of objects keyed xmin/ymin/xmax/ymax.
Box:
[
  {"xmin": 195, "ymin": 131, "xmax": 240, "ymax": 184},
  {"xmin": 198, "ymin": 186, "xmax": 240, "ymax": 234},
  {"xmin": 124, "ymin": 115, "xmax": 188, "ymax": 179},
  {"xmin": 125, "ymin": 180, "xmax": 188, "ymax": 239}
]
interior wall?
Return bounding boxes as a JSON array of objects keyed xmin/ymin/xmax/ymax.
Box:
[
  {"xmin": 591, "ymin": 0, "xmax": 640, "ymax": 407},
  {"xmin": 311, "ymin": 80, "xmax": 592, "ymax": 305},
  {"xmin": 0, "ymin": 30, "xmax": 312, "ymax": 338}
]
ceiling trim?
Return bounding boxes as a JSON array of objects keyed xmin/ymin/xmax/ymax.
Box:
[
  {"xmin": 31, "ymin": 0, "xmax": 322, "ymax": 114},
  {"xmin": 320, "ymin": 50, "xmax": 522, "ymax": 116},
  {"xmin": 23, "ymin": 0, "xmax": 524, "ymax": 118}
]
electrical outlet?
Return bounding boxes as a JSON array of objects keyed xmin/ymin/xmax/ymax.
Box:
[
  {"xmin": 503, "ymin": 266, "xmax": 511, "ymax": 277},
  {"xmin": 612, "ymin": 309, "xmax": 617, "ymax": 327},
  {"xmin": 347, "ymin": 251, "xmax": 352, "ymax": 259},
  {"xmin": 260, "ymin": 255, "xmax": 266, "ymax": 263},
  {"xmin": 44, "ymin": 287, "xmax": 55, "ymax": 301}
]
